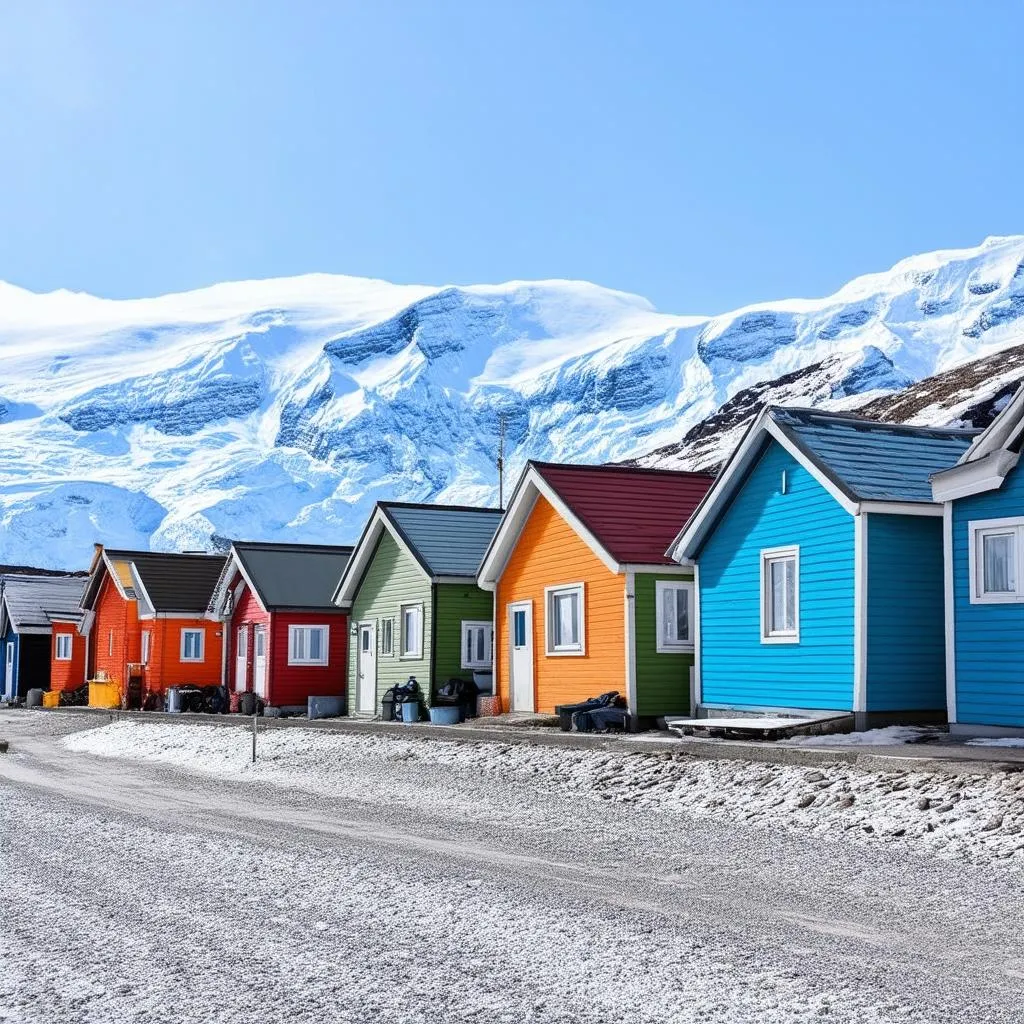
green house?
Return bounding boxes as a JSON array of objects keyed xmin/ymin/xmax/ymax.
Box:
[{"xmin": 333, "ymin": 502, "xmax": 504, "ymax": 717}]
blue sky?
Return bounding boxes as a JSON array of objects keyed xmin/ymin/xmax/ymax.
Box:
[{"xmin": 1, "ymin": 1, "xmax": 1022, "ymax": 313}]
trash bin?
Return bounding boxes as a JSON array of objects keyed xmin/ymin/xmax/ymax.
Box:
[
  {"xmin": 400, "ymin": 700, "xmax": 419, "ymax": 724},
  {"xmin": 381, "ymin": 687, "xmax": 396, "ymax": 722},
  {"xmin": 429, "ymin": 706, "xmax": 460, "ymax": 726},
  {"xmin": 26, "ymin": 688, "xmax": 44, "ymax": 708},
  {"xmin": 239, "ymin": 691, "xmax": 263, "ymax": 716},
  {"xmin": 166, "ymin": 686, "xmax": 183, "ymax": 713}
]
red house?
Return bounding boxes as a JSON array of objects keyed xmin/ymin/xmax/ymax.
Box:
[
  {"xmin": 209, "ymin": 542, "xmax": 354, "ymax": 710},
  {"xmin": 80, "ymin": 546, "xmax": 227, "ymax": 705}
]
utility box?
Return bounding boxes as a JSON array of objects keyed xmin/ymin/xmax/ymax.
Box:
[{"xmin": 308, "ymin": 695, "xmax": 345, "ymax": 720}]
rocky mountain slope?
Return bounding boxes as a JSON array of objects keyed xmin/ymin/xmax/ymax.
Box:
[{"xmin": 2, "ymin": 236, "xmax": 1024, "ymax": 568}]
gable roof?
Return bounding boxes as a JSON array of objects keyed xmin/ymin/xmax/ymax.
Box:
[
  {"xmin": 478, "ymin": 461, "xmax": 715, "ymax": 585},
  {"xmin": 931, "ymin": 385, "xmax": 1024, "ymax": 501},
  {"xmin": 671, "ymin": 406, "xmax": 978, "ymax": 561},
  {"xmin": 81, "ymin": 547, "xmax": 226, "ymax": 616},
  {"xmin": 212, "ymin": 542, "xmax": 354, "ymax": 614},
  {"xmin": 333, "ymin": 502, "xmax": 503, "ymax": 607},
  {"xmin": 0, "ymin": 574, "xmax": 88, "ymax": 635}
]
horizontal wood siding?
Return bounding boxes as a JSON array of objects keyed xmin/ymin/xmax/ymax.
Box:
[
  {"xmin": 269, "ymin": 610, "xmax": 348, "ymax": 706},
  {"xmin": 92, "ymin": 575, "xmax": 141, "ymax": 690},
  {"xmin": 227, "ymin": 579, "xmax": 272, "ymax": 693},
  {"xmin": 146, "ymin": 618, "xmax": 223, "ymax": 693},
  {"xmin": 633, "ymin": 572, "xmax": 694, "ymax": 717},
  {"xmin": 495, "ymin": 495, "xmax": 625, "ymax": 714},
  {"xmin": 347, "ymin": 531, "xmax": 433, "ymax": 715},
  {"xmin": 434, "ymin": 583, "xmax": 494, "ymax": 692},
  {"xmin": 50, "ymin": 622, "xmax": 86, "ymax": 692},
  {"xmin": 697, "ymin": 442, "xmax": 855, "ymax": 710},
  {"xmin": 865, "ymin": 513, "xmax": 946, "ymax": 712},
  {"xmin": 952, "ymin": 464, "xmax": 1024, "ymax": 727}
]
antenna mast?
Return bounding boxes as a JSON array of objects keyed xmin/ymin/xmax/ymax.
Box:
[{"xmin": 497, "ymin": 415, "xmax": 506, "ymax": 511}]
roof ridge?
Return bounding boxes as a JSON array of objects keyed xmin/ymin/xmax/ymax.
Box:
[
  {"xmin": 233, "ymin": 541, "xmax": 355, "ymax": 552},
  {"xmin": 379, "ymin": 500, "xmax": 504, "ymax": 514},
  {"xmin": 769, "ymin": 406, "xmax": 981, "ymax": 438},
  {"xmin": 530, "ymin": 459, "xmax": 716, "ymax": 478}
]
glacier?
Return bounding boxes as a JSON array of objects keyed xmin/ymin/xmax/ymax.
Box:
[{"xmin": 2, "ymin": 237, "xmax": 1024, "ymax": 570}]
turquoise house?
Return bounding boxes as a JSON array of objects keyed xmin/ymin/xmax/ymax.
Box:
[
  {"xmin": 932, "ymin": 386, "xmax": 1024, "ymax": 736},
  {"xmin": 669, "ymin": 407, "xmax": 977, "ymax": 729}
]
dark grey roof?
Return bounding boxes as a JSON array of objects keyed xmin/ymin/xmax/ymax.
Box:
[
  {"xmin": 233, "ymin": 542, "xmax": 353, "ymax": 610},
  {"xmin": 770, "ymin": 408, "xmax": 978, "ymax": 503},
  {"xmin": 383, "ymin": 503, "xmax": 504, "ymax": 577},
  {"xmin": 1, "ymin": 574, "xmax": 88, "ymax": 632},
  {"xmin": 108, "ymin": 550, "xmax": 227, "ymax": 613}
]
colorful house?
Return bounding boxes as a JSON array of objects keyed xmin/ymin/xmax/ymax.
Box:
[
  {"xmin": 931, "ymin": 386, "xmax": 1024, "ymax": 736},
  {"xmin": 0, "ymin": 574, "xmax": 88, "ymax": 701},
  {"xmin": 670, "ymin": 407, "xmax": 978, "ymax": 730},
  {"xmin": 333, "ymin": 502, "xmax": 504, "ymax": 717},
  {"xmin": 208, "ymin": 541, "xmax": 354, "ymax": 710},
  {"xmin": 80, "ymin": 547, "xmax": 227, "ymax": 705},
  {"xmin": 477, "ymin": 462, "xmax": 714, "ymax": 721}
]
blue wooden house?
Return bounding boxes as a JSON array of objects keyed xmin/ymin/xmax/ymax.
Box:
[
  {"xmin": 669, "ymin": 407, "xmax": 977, "ymax": 730},
  {"xmin": 931, "ymin": 386, "xmax": 1024, "ymax": 736}
]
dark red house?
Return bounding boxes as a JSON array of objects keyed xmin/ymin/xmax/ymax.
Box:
[{"xmin": 209, "ymin": 542, "xmax": 353, "ymax": 710}]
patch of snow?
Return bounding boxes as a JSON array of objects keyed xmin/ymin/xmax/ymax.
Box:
[
  {"xmin": 785, "ymin": 726, "xmax": 940, "ymax": 747},
  {"xmin": 966, "ymin": 737, "xmax": 1024, "ymax": 748}
]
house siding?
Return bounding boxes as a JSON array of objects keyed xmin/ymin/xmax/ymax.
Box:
[
  {"xmin": 494, "ymin": 495, "xmax": 625, "ymax": 714},
  {"xmin": 951, "ymin": 462, "xmax": 1024, "ymax": 728},
  {"xmin": 347, "ymin": 531, "xmax": 433, "ymax": 716},
  {"xmin": 865, "ymin": 514, "xmax": 946, "ymax": 712},
  {"xmin": 633, "ymin": 572, "xmax": 694, "ymax": 718},
  {"xmin": 51, "ymin": 621, "xmax": 86, "ymax": 692},
  {"xmin": 269, "ymin": 610, "xmax": 348, "ymax": 707},
  {"xmin": 92, "ymin": 575, "xmax": 141, "ymax": 691},
  {"xmin": 226, "ymin": 579, "xmax": 271, "ymax": 693},
  {"xmin": 697, "ymin": 441, "xmax": 856, "ymax": 710},
  {"xmin": 434, "ymin": 583, "xmax": 494, "ymax": 688},
  {"xmin": 143, "ymin": 618, "xmax": 223, "ymax": 693}
]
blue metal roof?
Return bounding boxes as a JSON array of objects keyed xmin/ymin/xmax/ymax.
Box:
[
  {"xmin": 384, "ymin": 504, "xmax": 504, "ymax": 577},
  {"xmin": 771, "ymin": 408, "xmax": 978, "ymax": 503}
]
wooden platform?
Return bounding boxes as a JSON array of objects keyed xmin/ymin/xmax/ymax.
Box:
[{"xmin": 665, "ymin": 712, "xmax": 852, "ymax": 740}]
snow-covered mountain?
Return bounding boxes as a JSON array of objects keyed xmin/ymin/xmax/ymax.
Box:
[{"xmin": 3, "ymin": 236, "xmax": 1024, "ymax": 570}]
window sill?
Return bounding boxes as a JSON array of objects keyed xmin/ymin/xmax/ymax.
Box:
[
  {"xmin": 181, "ymin": 658, "xmax": 205, "ymax": 664},
  {"xmin": 288, "ymin": 660, "xmax": 329, "ymax": 667},
  {"xmin": 655, "ymin": 643, "xmax": 695, "ymax": 655},
  {"xmin": 969, "ymin": 593, "xmax": 1024, "ymax": 605},
  {"xmin": 760, "ymin": 634, "xmax": 799, "ymax": 645},
  {"xmin": 546, "ymin": 649, "xmax": 585, "ymax": 657},
  {"xmin": 399, "ymin": 653, "xmax": 423, "ymax": 661}
]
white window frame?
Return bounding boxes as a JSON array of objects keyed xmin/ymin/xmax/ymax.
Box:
[
  {"xmin": 108, "ymin": 630, "xmax": 114, "ymax": 658},
  {"xmin": 968, "ymin": 516, "xmax": 1024, "ymax": 604},
  {"xmin": 760, "ymin": 546, "xmax": 800, "ymax": 644},
  {"xmin": 55, "ymin": 633, "xmax": 73, "ymax": 661},
  {"xmin": 544, "ymin": 582, "xmax": 586, "ymax": 656},
  {"xmin": 380, "ymin": 617, "xmax": 394, "ymax": 657},
  {"xmin": 400, "ymin": 603, "xmax": 424, "ymax": 660},
  {"xmin": 288, "ymin": 624, "xmax": 330, "ymax": 666},
  {"xmin": 141, "ymin": 630, "xmax": 151, "ymax": 665},
  {"xmin": 180, "ymin": 628, "xmax": 205, "ymax": 663},
  {"xmin": 461, "ymin": 620, "xmax": 493, "ymax": 670},
  {"xmin": 655, "ymin": 580, "xmax": 695, "ymax": 653}
]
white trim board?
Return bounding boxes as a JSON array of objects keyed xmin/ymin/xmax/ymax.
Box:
[
  {"xmin": 943, "ymin": 503, "xmax": 957, "ymax": 725},
  {"xmin": 624, "ymin": 571, "xmax": 637, "ymax": 714},
  {"xmin": 853, "ymin": 512, "xmax": 868, "ymax": 714}
]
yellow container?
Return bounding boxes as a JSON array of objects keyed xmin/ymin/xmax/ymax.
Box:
[
  {"xmin": 88, "ymin": 681, "xmax": 121, "ymax": 709},
  {"xmin": 42, "ymin": 690, "xmax": 60, "ymax": 708}
]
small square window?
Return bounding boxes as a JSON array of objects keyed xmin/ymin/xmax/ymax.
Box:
[
  {"xmin": 655, "ymin": 581, "xmax": 694, "ymax": 652},
  {"xmin": 969, "ymin": 519, "xmax": 1024, "ymax": 603},
  {"xmin": 181, "ymin": 629, "xmax": 205, "ymax": 662},
  {"xmin": 760, "ymin": 547, "xmax": 799, "ymax": 643},
  {"xmin": 545, "ymin": 583, "xmax": 585, "ymax": 655},
  {"xmin": 289, "ymin": 625, "xmax": 329, "ymax": 665},
  {"xmin": 461, "ymin": 621, "xmax": 492, "ymax": 670},
  {"xmin": 55, "ymin": 634, "xmax": 73, "ymax": 661}
]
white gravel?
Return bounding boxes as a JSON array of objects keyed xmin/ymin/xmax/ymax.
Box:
[{"xmin": 64, "ymin": 721, "xmax": 1024, "ymax": 867}]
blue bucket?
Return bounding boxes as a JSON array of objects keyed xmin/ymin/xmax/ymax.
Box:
[
  {"xmin": 400, "ymin": 701, "xmax": 419, "ymax": 724},
  {"xmin": 429, "ymin": 706, "xmax": 460, "ymax": 726}
]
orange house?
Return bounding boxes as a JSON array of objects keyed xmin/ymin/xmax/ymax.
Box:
[
  {"xmin": 478, "ymin": 462, "xmax": 714, "ymax": 722},
  {"xmin": 51, "ymin": 616, "xmax": 87, "ymax": 692},
  {"xmin": 80, "ymin": 547, "xmax": 227, "ymax": 706}
]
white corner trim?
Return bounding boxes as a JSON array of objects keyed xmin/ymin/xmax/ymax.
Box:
[
  {"xmin": 853, "ymin": 512, "xmax": 868, "ymax": 714},
  {"xmin": 857, "ymin": 500, "xmax": 944, "ymax": 517},
  {"xmin": 943, "ymin": 503, "xmax": 957, "ymax": 724},
  {"xmin": 624, "ymin": 572, "xmax": 637, "ymax": 713},
  {"xmin": 692, "ymin": 563, "xmax": 702, "ymax": 715}
]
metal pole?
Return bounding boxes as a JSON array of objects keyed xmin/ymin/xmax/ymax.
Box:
[{"xmin": 252, "ymin": 713, "xmax": 257, "ymax": 763}]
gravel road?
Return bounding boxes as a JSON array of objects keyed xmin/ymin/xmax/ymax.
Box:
[{"xmin": 1, "ymin": 710, "xmax": 1022, "ymax": 1023}]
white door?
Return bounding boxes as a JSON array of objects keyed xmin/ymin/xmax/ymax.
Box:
[
  {"xmin": 357, "ymin": 622, "xmax": 377, "ymax": 715},
  {"xmin": 234, "ymin": 626, "xmax": 249, "ymax": 692},
  {"xmin": 3, "ymin": 643, "xmax": 13, "ymax": 700},
  {"xmin": 253, "ymin": 627, "xmax": 268, "ymax": 698},
  {"xmin": 508, "ymin": 602, "xmax": 534, "ymax": 712}
]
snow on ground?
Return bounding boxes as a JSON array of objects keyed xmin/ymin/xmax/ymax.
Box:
[
  {"xmin": 785, "ymin": 726, "xmax": 942, "ymax": 747},
  {"xmin": 967, "ymin": 737, "xmax": 1024, "ymax": 748},
  {"xmin": 64, "ymin": 722, "xmax": 1024, "ymax": 867}
]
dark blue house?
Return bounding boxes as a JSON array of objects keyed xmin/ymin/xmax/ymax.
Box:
[
  {"xmin": 932, "ymin": 387, "xmax": 1024, "ymax": 736},
  {"xmin": 670, "ymin": 407, "xmax": 977, "ymax": 729}
]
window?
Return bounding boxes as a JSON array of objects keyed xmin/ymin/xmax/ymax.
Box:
[
  {"xmin": 181, "ymin": 629, "xmax": 205, "ymax": 662},
  {"xmin": 141, "ymin": 631, "xmax": 151, "ymax": 665},
  {"xmin": 969, "ymin": 518, "xmax": 1024, "ymax": 603},
  {"xmin": 655, "ymin": 581, "xmax": 694, "ymax": 652},
  {"xmin": 400, "ymin": 604, "xmax": 423, "ymax": 658},
  {"xmin": 545, "ymin": 583, "xmax": 585, "ymax": 655},
  {"xmin": 55, "ymin": 634, "xmax": 73, "ymax": 661},
  {"xmin": 380, "ymin": 618, "xmax": 394, "ymax": 657},
  {"xmin": 108, "ymin": 630, "xmax": 114, "ymax": 658},
  {"xmin": 512, "ymin": 609, "xmax": 527, "ymax": 648},
  {"xmin": 761, "ymin": 547, "xmax": 799, "ymax": 643},
  {"xmin": 289, "ymin": 625, "xmax": 329, "ymax": 665},
  {"xmin": 461, "ymin": 621, "xmax": 493, "ymax": 669}
]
